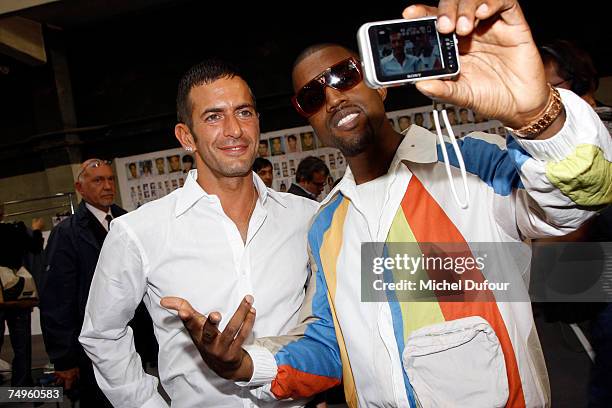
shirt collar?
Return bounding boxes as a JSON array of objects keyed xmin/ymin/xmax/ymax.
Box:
[
  {"xmin": 253, "ymin": 172, "xmax": 288, "ymax": 208},
  {"xmin": 319, "ymin": 124, "xmax": 438, "ymax": 207},
  {"xmin": 175, "ymin": 169, "xmax": 287, "ymax": 217},
  {"xmin": 85, "ymin": 202, "xmax": 112, "ymax": 227}
]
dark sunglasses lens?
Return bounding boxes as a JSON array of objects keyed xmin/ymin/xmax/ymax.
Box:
[
  {"xmin": 297, "ymin": 81, "xmax": 326, "ymax": 115},
  {"xmin": 327, "ymin": 60, "xmax": 361, "ymax": 90}
]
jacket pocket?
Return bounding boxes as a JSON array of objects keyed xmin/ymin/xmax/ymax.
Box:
[{"xmin": 403, "ymin": 316, "xmax": 509, "ymax": 407}]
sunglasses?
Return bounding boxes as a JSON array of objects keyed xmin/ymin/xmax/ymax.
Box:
[
  {"xmin": 77, "ymin": 159, "xmax": 112, "ymax": 180},
  {"xmin": 292, "ymin": 57, "xmax": 363, "ymax": 117}
]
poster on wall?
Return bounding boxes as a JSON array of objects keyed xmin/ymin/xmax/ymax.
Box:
[
  {"xmin": 116, "ymin": 147, "xmax": 195, "ymax": 212},
  {"xmin": 115, "ymin": 104, "xmax": 503, "ymax": 212},
  {"xmin": 258, "ymin": 125, "xmax": 348, "ymax": 195}
]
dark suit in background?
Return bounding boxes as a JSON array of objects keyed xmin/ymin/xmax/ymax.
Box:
[
  {"xmin": 287, "ymin": 183, "xmax": 316, "ymax": 200},
  {"xmin": 40, "ymin": 201, "xmax": 157, "ymax": 407}
]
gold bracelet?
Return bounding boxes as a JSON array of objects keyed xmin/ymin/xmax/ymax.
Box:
[{"xmin": 509, "ymin": 84, "xmax": 563, "ymax": 138}]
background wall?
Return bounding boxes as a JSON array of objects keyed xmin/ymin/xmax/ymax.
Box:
[{"xmin": 1, "ymin": 0, "xmax": 610, "ymax": 219}]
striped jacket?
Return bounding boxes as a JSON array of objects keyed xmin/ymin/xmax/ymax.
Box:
[{"xmin": 244, "ymin": 89, "xmax": 612, "ymax": 407}]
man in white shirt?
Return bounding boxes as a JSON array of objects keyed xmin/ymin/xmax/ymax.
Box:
[
  {"xmin": 79, "ymin": 59, "xmax": 317, "ymax": 407},
  {"xmin": 381, "ymin": 32, "xmax": 420, "ymax": 77}
]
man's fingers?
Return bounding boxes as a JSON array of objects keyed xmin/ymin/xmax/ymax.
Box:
[
  {"xmin": 455, "ymin": 0, "xmax": 486, "ymax": 35},
  {"xmin": 416, "ymin": 80, "xmax": 451, "ymax": 100},
  {"xmin": 402, "ymin": 4, "xmax": 438, "ymax": 20},
  {"xmin": 161, "ymin": 296, "xmax": 216, "ymax": 342},
  {"xmin": 404, "ymin": 1, "xmax": 525, "ymax": 35},
  {"xmin": 218, "ymin": 295, "xmax": 254, "ymax": 347},
  {"xmin": 201, "ymin": 312, "xmax": 222, "ymax": 344},
  {"xmin": 435, "ymin": 0, "xmax": 459, "ymax": 33},
  {"xmin": 230, "ymin": 306, "xmax": 256, "ymax": 354},
  {"xmin": 416, "ymin": 79, "xmax": 478, "ymax": 120},
  {"xmin": 160, "ymin": 296, "xmax": 199, "ymax": 320},
  {"xmin": 457, "ymin": 0, "xmax": 526, "ymax": 29}
]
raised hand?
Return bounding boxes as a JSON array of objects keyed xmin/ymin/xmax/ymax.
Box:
[
  {"xmin": 160, "ymin": 295, "xmax": 256, "ymax": 381},
  {"xmin": 55, "ymin": 367, "xmax": 79, "ymax": 390},
  {"xmin": 31, "ymin": 217, "xmax": 45, "ymax": 231},
  {"xmin": 404, "ymin": 0, "xmax": 562, "ymax": 133}
]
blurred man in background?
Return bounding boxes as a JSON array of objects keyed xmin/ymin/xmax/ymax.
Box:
[
  {"xmin": 253, "ymin": 157, "xmax": 274, "ymax": 188},
  {"xmin": 287, "ymin": 156, "xmax": 329, "ymax": 201}
]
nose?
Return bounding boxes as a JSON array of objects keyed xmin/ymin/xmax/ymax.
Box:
[
  {"xmin": 325, "ymin": 86, "xmax": 348, "ymax": 113},
  {"xmin": 225, "ymin": 113, "xmax": 243, "ymax": 139},
  {"xmin": 103, "ymin": 178, "xmax": 115, "ymax": 191}
]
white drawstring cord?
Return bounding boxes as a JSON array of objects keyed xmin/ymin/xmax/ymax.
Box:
[{"xmin": 432, "ymin": 106, "xmax": 470, "ymax": 209}]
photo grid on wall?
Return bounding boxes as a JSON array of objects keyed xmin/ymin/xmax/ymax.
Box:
[
  {"xmin": 116, "ymin": 147, "xmax": 195, "ymax": 211},
  {"xmin": 115, "ymin": 104, "xmax": 504, "ymax": 211},
  {"xmin": 257, "ymin": 126, "xmax": 348, "ymax": 196}
]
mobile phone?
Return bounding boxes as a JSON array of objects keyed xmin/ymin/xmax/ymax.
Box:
[{"xmin": 357, "ymin": 17, "xmax": 460, "ymax": 88}]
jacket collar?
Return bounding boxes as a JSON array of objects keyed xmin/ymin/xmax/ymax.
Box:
[{"xmin": 320, "ymin": 125, "xmax": 438, "ymax": 206}]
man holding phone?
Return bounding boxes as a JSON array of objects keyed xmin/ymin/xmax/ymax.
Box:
[{"xmin": 163, "ymin": 1, "xmax": 611, "ymax": 407}]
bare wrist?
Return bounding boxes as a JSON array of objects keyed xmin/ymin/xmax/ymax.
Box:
[{"xmin": 233, "ymin": 351, "xmax": 254, "ymax": 382}]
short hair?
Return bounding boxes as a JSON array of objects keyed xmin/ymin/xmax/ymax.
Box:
[
  {"xmin": 176, "ymin": 58, "xmax": 255, "ymax": 127},
  {"xmin": 253, "ymin": 157, "xmax": 272, "ymax": 173},
  {"xmin": 182, "ymin": 155, "xmax": 194, "ymax": 164},
  {"xmin": 287, "ymin": 134, "xmax": 297, "ymax": 142},
  {"xmin": 296, "ymin": 156, "xmax": 329, "ymax": 183},
  {"xmin": 539, "ymin": 40, "xmax": 598, "ymax": 96},
  {"xmin": 389, "ymin": 31, "xmax": 403, "ymax": 41}
]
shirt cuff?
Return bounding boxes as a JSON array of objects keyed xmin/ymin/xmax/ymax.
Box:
[
  {"xmin": 236, "ymin": 345, "xmax": 278, "ymax": 387},
  {"xmin": 508, "ymin": 88, "xmax": 586, "ymax": 162}
]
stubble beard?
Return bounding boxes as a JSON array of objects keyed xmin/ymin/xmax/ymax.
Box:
[
  {"xmin": 196, "ymin": 149, "xmax": 255, "ymax": 178},
  {"xmin": 329, "ymin": 120, "xmax": 376, "ymax": 158}
]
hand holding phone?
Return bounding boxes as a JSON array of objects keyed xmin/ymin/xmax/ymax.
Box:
[{"xmin": 397, "ymin": 1, "xmax": 553, "ymax": 132}]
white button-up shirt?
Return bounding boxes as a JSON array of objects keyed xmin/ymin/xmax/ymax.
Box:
[
  {"xmin": 381, "ymin": 53, "xmax": 420, "ymax": 77},
  {"xmin": 80, "ymin": 170, "xmax": 318, "ymax": 408}
]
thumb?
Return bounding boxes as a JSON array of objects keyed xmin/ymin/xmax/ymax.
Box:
[
  {"xmin": 161, "ymin": 296, "xmax": 200, "ymax": 321},
  {"xmin": 415, "ymin": 80, "xmax": 453, "ymax": 101}
]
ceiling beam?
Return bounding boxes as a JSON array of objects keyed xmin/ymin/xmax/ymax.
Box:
[
  {"xmin": 0, "ymin": 17, "xmax": 46, "ymax": 65},
  {"xmin": 0, "ymin": 0, "xmax": 60, "ymax": 16}
]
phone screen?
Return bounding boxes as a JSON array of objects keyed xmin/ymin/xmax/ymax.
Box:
[{"xmin": 367, "ymin": 19, "xmax": 458, "ymax": 83}]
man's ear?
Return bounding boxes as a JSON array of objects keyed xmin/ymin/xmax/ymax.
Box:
[
  {"xmin": 376, "ymin": 86, "xmax": 388, "ymax": 102},
  {"xmin": 74, "ymin": 180, "xmax": 83, "ymax": 196},
  {"xmin": 175, "ymin": 124, "xmax": 197, "ymax": 152}
]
